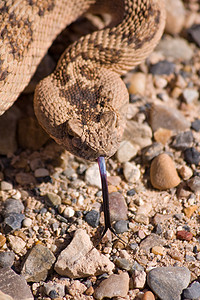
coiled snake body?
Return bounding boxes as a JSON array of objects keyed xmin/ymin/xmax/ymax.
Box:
[{"xmin": 0, "ymin": 0, "xmax": 165, "ymax": 161}]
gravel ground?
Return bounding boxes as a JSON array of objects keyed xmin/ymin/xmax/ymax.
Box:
[{"xmin": 0, "ymin": 1, "xmax": 200, "ymax": 299}]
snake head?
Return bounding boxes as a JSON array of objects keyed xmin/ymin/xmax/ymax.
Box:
[{"xmin": 34, "ymin": 66, "xmax": 129, "ymax": 161}]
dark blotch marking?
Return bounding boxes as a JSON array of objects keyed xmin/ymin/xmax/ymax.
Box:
[{"xmin": 27, "ymin": 0, "xmax": 55, "ymax": 16}]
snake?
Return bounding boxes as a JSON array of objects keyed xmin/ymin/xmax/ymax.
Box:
[{"xmin": 0, "ymin": 0, "xmax": 166, "ymax": 237}]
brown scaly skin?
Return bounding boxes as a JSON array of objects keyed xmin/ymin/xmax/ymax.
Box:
[{"xmin": 0, "ymin": 0, "xmax": 166, "ymax": 161}]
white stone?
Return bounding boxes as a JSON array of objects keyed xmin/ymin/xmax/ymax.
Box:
[
  {"xmin": 123, "ymin": 162, "xmax": 140, "ymax": 183},
  {"xmin": 85, "ymin": 163, "xmax": 109, "ymax": 189},
  {"xmin": 63, "ymin": 207, "xmax": 75, "ymax": 218},
  {"xmin": 23, "ymin": 218, "xmax": 32, "ymax": 228},
  {"xmin": 116, "ymin": 141, "xmax": 138, "ymax": 163}
]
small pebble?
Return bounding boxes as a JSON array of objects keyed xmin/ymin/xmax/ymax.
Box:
[
  {"xmin": 128, "ymin": 72, "xmax": 146, "ymax": 95},
  {"xmin": 0, "ymin": 181, "xmax": 13, "ymax": 191},
  {"xmin": 165, "ymin": 0, "xmax": 185, "ymax": 34},
  {"xmin": 123, "ymin": 162, "xmax": 140, "ymax": 183},
  {"xmin": 184, "ymin": 147, "xmax": 200, "ymax": 165},
  {"xmin": 0, "ymin": 251, "xmax": 15, "ymax": 268},
  {"xmin": 34, "ymin": 168, "xmax": 49, "ymax": 178},
  {"xmin": 3, "ymin": 213, "xmax": 25, "ymax": 233},
  {"xmin": 185, "ymin": 255, "xmax": 195, "ymax": 262},
  {"xmin": 94, "ymin": 272, "xmax": 129, "ymax": 300},
  {"xmin": 149, "ymin": 104, "xmax": 190, "ymax": 133},
  {"xmin": 85, "ymin": 163, "xmax": 102, "ymax": 189},
  {"xmin": 141, "ymin": 142, "xmax": 163, "ymax": 163},
  {"xmin": 147, "ymin": 266, "xmax": 190, "ymax": 300},
  {"xmin": 113, "ymin": 220, "xmax": 129, "ymax": 234},
  {"xmin": 109, "ymin": 192, "xmax": 128, "ymax": 223},
  {"xmin": 178, "ymin": 165, "xmax": 193, "ymax": 180},
  {"xmin": 149, "ymin": 60, "xmax": 175, "ymax": 75},
  {"xmin": 23, "ymin": 218, "xmax": 32, "ymax": 228},
  {"xmin": 188, "ymin": 24, "xmax": 200, "ymax": 47},
  {"xmin": 168, "ymin": 248, "xmax": 183, "ymax": 261},
  {"xmin": 107, "ymin": 176, "xmax": 121, "ymax": 186},
  {"xmin": 182, "ymin": 88, "xmax": 199, "ymax": 104},
  {"xmin": 15, "ymin": 172, "xmax": 36, "ymax": 185},
  {"xmin": 150, "ymin": 153, "xmax": 180, "ymax": 190},
  {"xmin": 151, "ymin": 246, "xmax": 165, "ymax": 256},
  {"xmin": 21, "ymin": 244, "xmax": 56, "ymax": 282},
  {"xmin": 3, "ymin": 198, "xmax": 24, "ymax": 216},
  {"xmin": 7, "ymin": 235, "xmax": 26, "ymax": 254},
  {"xmin": 0, "ymin": 235, "xmax": 6, "ymax": 248},
  {"xmin": 140, "ymin": 234, "xmax": 165, "ymax": 253},
  {"xmin": 171, "ymin": 131, "xmax": 193, "ymax": 150},
  {"xmin": 176, "ymin": 230, "xmax": 193, "ymax": 241},
  {"xmin": 116, "ymin": 141, "xmax": 138, "ymax": 163},
  {"xmin": 157, "ymin": 37, "xmax": 193, "ymax": 60},
  {"xmin": 154, "ymin": 128, "xmax": 172, "ymax": 145},
  {"xmin": 127, "ymin": 189, "xmax": 136, "ymax": 196},
  {"xmin": 132, "ymin": 270, "xmax": 146, "ymax": 289},
  {"xmin": 114, "ymin": 258, "xmax": 132, "ymax": 271},
  {"xmin": 85, "ymin": 210, "xmax": 100, "ymax": 228},
  {"xmin": 63, "ymin": 207, "xmax": 75, "ymax": 218},
  {"xmin": 191, "ymin": 119, "xmax": 200, "ymax": 132},
  {"xmin": 184, "ymin": 205, "xmax": 198, "ymax": 218},
  {"xmin": 183, "ymin": 281, "xmax": 200, "ymax": 299},
  {"xmin": 142, "ymin": 291, "xmax": 155, "ymax": 300},
  {"xmin": 187, "ymin": 176, "xmax": 200, "ymax": 192},
  {"xmin": 46, "ymin": 192, "xmax": 61, "ymax": 206}
]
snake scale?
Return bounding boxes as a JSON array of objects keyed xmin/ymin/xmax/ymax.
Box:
[{"xmin": 0, "ymin": 0, "xmax": 166, "ymax": 161}]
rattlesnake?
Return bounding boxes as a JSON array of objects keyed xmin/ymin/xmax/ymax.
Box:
[{"xmin": 0, "ymin": 0, "xmax": 166, "ymax": 161}]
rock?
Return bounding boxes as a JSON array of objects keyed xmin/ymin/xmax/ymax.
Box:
[
  {"xmin": 188, "ymin": 24, "xmax": 200, "ymax": 47},
  {"xmin": 149, "ymin": 60, "xmax": 175, "ymax": 75},
  {"xmin": 154, "ymin": 128, "xmax": 172, "ymax": 145},
  {"xmin": 123, "ymin": 120, "xmax": 152, "ymax": 149},
  {"xmin": 7, "ymin": 235, "xmax": 26, "ymax": 254},
  {"xmin": 150, "ymin": 153, "xmax": 180, "ymax": 190},
  {"xmin": 147, "ymin": 266, "xmax": 190, "ymax": 300},
  {"xmin": 171, "ymin": 131, "xmax": 193, "ymax": 150},
  {"xmin": 113, "ymin": 220, "xmax": 129, "ymax": 233},
  {"xmin": 140, "ymin": 233, "xmax": 165, "ymax": 253},
  {"xmin": 17, "ymin": 117, "xmax": 49, "ymax": 150},
  {"xmin": 0, "ymin": 290, "xmax": 13, "ymax": 300},
  {"xmin": 67, "ymin": 280, "xmax": 87, "ymax": 297},
  {"xmin": 123, "ymin": 162, "xmax": 140, "ymax": 183},
  {"xmin": 43, "ymin": 281, "xmax": 65, "ymax": 298},
  {"xmin": 184, "ymin": 205, "xmax": 198, "ymax": 218},
  {"xmin": 34, "ymin": 168, "xmax": 49, "ymax": 178},
  {"xmin": 15, "ymin": 172, "xmax": 36, "ymax": 185},
  {"xmin": 0, "ymin": 181, "xmax": 13, "ymax": 191},
  {"xmin": 23, "ymin": 218, "xmax": 32, "ymax": 228},
  {"xmin": 142, "ymin": 291, "xmax": 155, "ymax": 300},
  {"xmin": 0, "ymin": 268, "xmax": 33, "ymax": 300},
  {"xmin": 0, "ymin": 252, "xmax": 15, "ymax": 268},
  {"xmin": 183, "ymin": 281, "xmax": 200, "ymax": 300},
  {"xmin": 107, "ymin": 176, "xmax": 121, "ymax": 186},
  {"xmin": 149, "ymin": 104, "xmax": 190, "ymax": 133},
  {"xmin": 114, "ymin": 258, "xmax": 132, "ymax": 271},
  {"xmin": 182, "ymin": 88, "xmax": 199, "ymax": 104},
  {"xmin": 157, "ymin": 37, "xmax": 193, "ymax": 60},
  {"xmin": 187, "ymin": 176, "xmax": 200, "ymax": 192},
  {"xmin": 3, "ymin": 199, "xmax": 24, "ymax": 217},
  {"xmin": 54, "ymin": 229, "xmax": 114, "ymax": 278},
  {"xmin": 93, "ymin": 272, "xmax": 129, "ymax": 300},
  {"xmin": 85, "ymin": 210, "xmax": 100, "ymax": 228},
  {"xmin": 168, "ymin": 248, "xmax": 183, "ymax": 261},
  {"xmin": 178, "ymin": 165, "xmax": 193, "ymax": 180},
  {"xmin": 132, "ymin": 270, "xmax": 146, "ymax": 289},
  {"xmin": 21, "ymin": 244, "xmax": 56, "ymax": 282},
  {"xmin": 165, "ymin": 0, "xmax": 185, "ymax": 34},
  {"xmin": 63, "ymin": 206, "xmax": 75, "ymax": 218},
  {"xmin": 3, "ymin": 213, "xmax": 25, "ymax": 233},
  {"xmin": 127, "ymin": 189, "xmax": 136, "ymax": 196},
  {"xmin": 184, "ymin": 147, "xmax": 200, "ymax": 165},
  {"xmin": 151, "ymin": 246, "xmax": 165, "ymax": 256},
  {"xmin": 109, "ymin": 192, "xmax": 128, "ymax": 223},
  {"xmin": 191, "ymin": 119, "xmax": 200, "ymax": 132},
  {"xmin": 128, "ymin": 72, "xmax": 146, "ymax": 95},
  {"xmin": 85, "ymin": 163, "xmax": 102, "ymax": 189},
  {"xmin": 176, "ymin": 230, "xmax": 193, "ymax": 241},
  {"xmin": 46, "ymin": 192, "xmax": 61, "ymax": 206},
  {"xmin": 0, "ymin": 235, "xmax": 6, "ymax": 248},
  {"xmin": 116, "ymin": 140, "xmax": 138, "ymax": 163},
  {"xmin": 141, "ymin": 142, "xmax": 163, "ymax": 163},
  {"xmin": 0, "ymin": 106, "xmax": 20, "ymax": 155}
]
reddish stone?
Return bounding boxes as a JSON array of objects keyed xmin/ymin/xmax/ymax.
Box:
[{"xmin": 176, "ymin": 230, "xmax": 193, "ymax": 241}]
